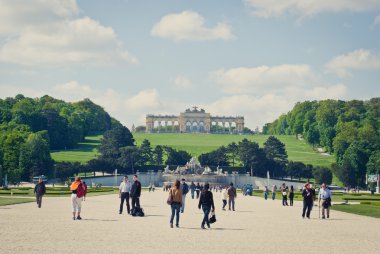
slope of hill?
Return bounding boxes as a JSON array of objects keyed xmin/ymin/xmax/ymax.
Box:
[{"xmin": 52, "ymin": 133, "xmax": 335, "ymax": 167}]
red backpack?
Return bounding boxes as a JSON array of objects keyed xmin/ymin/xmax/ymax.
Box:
[{"xmin": 76, "ymin": 183, "xmax": 86, "ymax": 198}]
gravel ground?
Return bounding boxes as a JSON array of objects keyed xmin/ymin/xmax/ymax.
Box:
[{"xmin": 1, "ymin": 190, "xmax": 379, "ymax": 254}]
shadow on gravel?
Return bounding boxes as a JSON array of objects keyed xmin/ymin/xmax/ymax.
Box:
[
  {"xmin": 144, "ymin": 214, "xmax": 165, "ymax": 217},
  {"xmin": 82, "ymin": 218, "xmax": 118, "ymax": 222},
  {"xmin": 181, "ymin": 227, "xmax": 245, "ymax": 231}
]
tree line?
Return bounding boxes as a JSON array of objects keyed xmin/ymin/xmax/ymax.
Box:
[
  {"xmin": 0, "ymin": 94, "xmax": 121, "ymax": 183},
  {"xmin": 262, "ymin": 98, "xmax": 380, "ymax": 187}
]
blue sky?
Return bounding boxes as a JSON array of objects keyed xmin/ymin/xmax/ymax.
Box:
[{"xmin": 1, "ymin": 0, "xmax": 380, "ymax": 129}]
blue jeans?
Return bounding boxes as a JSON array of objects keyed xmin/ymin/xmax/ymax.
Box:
[
  {"xmin": 264, "ymin": 192, "xmax": 268, "ymax": 200},
  {"xmin": 202, "ymin": 206, "xmax": 211, "ymax": 226},
  {"xmin": 170, "ymin": 203, "xmax": 181, "ymax": 225},
  {"xmin": 272, "ymin": 192, "xmax": 276, "ymax": 200}
]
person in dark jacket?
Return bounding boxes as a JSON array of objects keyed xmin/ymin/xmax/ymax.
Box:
[
  {"xmin": 302, "ymin": 183, "xmax": 313, "ymax": 219},
  {"xmin": 198, "ymin": 183, "xmax": 215, "ymax": 229},
  {"xmin": 34, "ymin": 177, "xmax": 46, "ymax": 208},
  {"xmin": 289, "ymin": 185, "xmax": 294, "ymax": 206},
  {"xmin": 130, "ymin": 175, "xmax": 142, "ymax": 212},
  {"xmin": 195, "ymin": 182, "xmax": 201, "ymax": 199},
  {"xmin": 227, "ymin": 182, "xmax": 237, "ymax": 211},
  {"xmin": 190, "ymin": 181, "xmax": 195, "ymax": 199},
  {"xmin": 180, "ymin": 178, "xmax": 189, "ymax": 213}
]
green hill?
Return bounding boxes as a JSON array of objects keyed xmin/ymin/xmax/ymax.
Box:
[{"xmin": 52, "ymin": 133, "xmax": 334, "ymax": 167}]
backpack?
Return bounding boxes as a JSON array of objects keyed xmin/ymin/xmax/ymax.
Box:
[
  {"xmin": 76, "ymin": 183, "xmax": 86, "ymax": 198},
  {"xmin": 131, "ymin": 207, "xmax": 144, "ymax": 217}
]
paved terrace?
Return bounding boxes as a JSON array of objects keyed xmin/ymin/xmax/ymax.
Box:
[{"xmin": 1, "ymin": 191, "xmax": 379, "ymax": 254}]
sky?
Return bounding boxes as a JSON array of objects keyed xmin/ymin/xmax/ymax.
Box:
[{"xmin": 1, "ymin": 0, "xmax": 380, "ymax": 130}]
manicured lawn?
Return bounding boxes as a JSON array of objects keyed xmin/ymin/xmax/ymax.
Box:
[
  {"xmin": 0, "ymin": 197, "xmax": 34, "ymax": 206},
  {"xmin": 51, "ymin": 135, "xmax": 101, "ymax": 163},
  {"xmin": 134, "ymin": 133, "xmax": 335, "ymax": 167},
  {"xmin": 331, "ymin": 204, "xmax": 380, "ymax": 218}
]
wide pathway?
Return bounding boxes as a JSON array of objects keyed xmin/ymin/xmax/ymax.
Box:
[{"xmin": 1, "ymin": 190, "xmax": 379, "ymax": 254}]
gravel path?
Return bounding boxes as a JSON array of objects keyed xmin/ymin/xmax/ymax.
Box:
[{"xmin": 1, "ymin": 191, "xmax": 379, "ymax": 254}]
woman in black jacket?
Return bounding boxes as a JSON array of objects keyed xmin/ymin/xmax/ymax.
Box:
[
  {"xmin": 198, "ymin": 183, "xmax": 215, "ymax": 229},
  {"xmin": 302, "ymin": 183, "xmax": 313, "ymax": 219}
]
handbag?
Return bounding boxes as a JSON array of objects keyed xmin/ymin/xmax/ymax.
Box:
[
  {"xmin": 167, "ymin": 189, "xmax": 173, "ymax": 205},
  {"xmin": 209, "ymin": 211, "xmax": 216, "ymax": 224}
]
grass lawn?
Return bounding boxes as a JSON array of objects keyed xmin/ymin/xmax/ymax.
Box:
[
  {"xmin": 51, "ymin": 135, "xmax": 101, "ymax": 163},
  {"xmin": 331, "ymin": 204, "xmax": 380, "ymax": 218},
  {"xmin": 0, "ymin": 197, "xmax": 34, "ymax": 206},
  {"xmin": 135, "ymin": 133, "xmax": 335, "ymax": 167}
]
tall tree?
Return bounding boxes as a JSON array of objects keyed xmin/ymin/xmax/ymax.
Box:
[
  {"xmin": 139, "ymin": 139, "xmax": 153, "ymax": 164},
  {"xmin": 153, "ymin": 145, "xmax": 164, "ymax": 165},
  {"xmin": 98, "ymin": 126, "xmax": 135, "ymax": 159}
]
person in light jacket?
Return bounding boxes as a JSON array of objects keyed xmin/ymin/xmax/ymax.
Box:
[{"xmin": 221, "ymin": 185, "xmax": 228, "ymax": 210}]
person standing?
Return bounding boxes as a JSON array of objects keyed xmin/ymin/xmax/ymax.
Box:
[
  {"xmin": 289, "ymin": 185, "xmax": 294, "ymax": 206},
  {"xmin": 318, "ymin": 183, "xmax": 332, "ymax": 219},
  {"xmin": 130, "ymin": 175, "xmax": 141, "ymax": 213},
  {"xmin": 198, "ymin": 183, "xmax": 215, "ymax": 229},
  {"xmin": 34, "ymin": 177, "xmax": 46, "ymax": 208},
  {"xmin": 263, "ymin": 186, "xmax": 269, "ymax": 200},
  {"xmin": 302, "ymin": 183, "xmax": 313, "ymax": 219},
  {"xmin": 169, "ymin": 180, "xmax": 182, "ymax": 228},
  {"xmin": 195, "ymin": 182, "xmax": 201, "ymax": 199},
  {"xmin": 180, "ymin": 178, "xmax": 189, "ymax": 213},
  {"xmin": 271, "ymin": 185, "xmax": 277, "ymax": 200},
  {"xmin": 221, "ymin": 185, "xmax": 228, "ymax": 210},
  {"xmin": 190, "ymin": 181, "xmax": 195, "ymax": 199},
  {"xmin": 70, "ymin": 176, "xmax": 86, "ymax": 220},
  {"xmin": 118, "ymin": 176, "xmax": 131, "ymax": 214},
  {"xmin": 281, "ymin": 183, "xmax": 289, "ymax": 206},
  {"xmin": 227, "ymin": 182, "xmax": 237, "ymax": 211}
]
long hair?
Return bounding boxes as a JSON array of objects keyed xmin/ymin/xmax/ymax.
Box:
[{"xmin": 174, "ymin": 180, "xmax": 180, "ymax": 189}]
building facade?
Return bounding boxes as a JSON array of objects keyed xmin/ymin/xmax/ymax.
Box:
[{"xmin": 146, "ymin": 107, "xmax": 244, "ymax": 133}]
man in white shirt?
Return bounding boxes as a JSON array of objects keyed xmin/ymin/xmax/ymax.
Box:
[
  {"xmin": 119, "ymin": 176, "xmax": 131, "ymax": 214},
  {"xmin": 318, "ymin": 183, "xmax": 332, "ymax": 219}
]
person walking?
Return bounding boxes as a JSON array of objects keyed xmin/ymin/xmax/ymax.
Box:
[
  {"xmin": 70, "ymin": 176, "xmax": 86, "ymax": 220},
  {"xmin": 302, "ymin": 183, "xmax": 313, "ymax": 219},
  {"xmin": 289, "ymin": 185, "xmax": 294, "ymax": 206},
  {"xmin": 318, "ymin": 183, "xmax": 332, "ymax": 219},
  {"xmin": 271, "ymin": 185, "xmax": 277, "ymax": 200},
  {"xmin": 34, "ymin": 177, "xmax": 46, "ymax": 208},
  {"xmin": 264, "ymin": 186, "xmax": 269, "ymax": 200},
  {"xmin": 198, "ymin": 183, "xmax": 215, "ymax": 229},
  {"xmin": 180, "ymin": 178, "xmax": 189, "ymax": 213},
  {"xmin": 281, "ymin": 183, "xmax": 289, "ymax": 206},
  {"xmin": 227, "ymin": 182, "xmax": 237, "ymax": 211},
  {"xmin": 169, "ymin": 180, "xmax": 182, "ymax": 228},
  {"xmin": 195, "ymin": 182, "xmax": 201, "ymax": 199},
  {"xmin": 130, "ymin": 175, "xmax": 141, "ymax": 213},
  {"xmin": 118, "ymin": 175, "xmax": 131, "ymax": 214},
  {"xmin": 221, "ymin": 185, "xmax": 228, "ymax": 210},
  {"xmin": 190, "ymin": 181, "xmax": 195, "ymax": 199}
]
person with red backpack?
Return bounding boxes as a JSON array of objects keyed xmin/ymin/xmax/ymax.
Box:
[{"xmin": 70, "ymin": 176, "xmax": 86, "ymax": 220}]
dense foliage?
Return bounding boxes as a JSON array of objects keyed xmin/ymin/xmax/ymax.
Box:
[
  {"xmin": 0, "ymin": 94, "xmax": 121, "ymax": 183},
  {"xmin": 263, "ymin": 98, "xmax": 380, "ymax": 187}
]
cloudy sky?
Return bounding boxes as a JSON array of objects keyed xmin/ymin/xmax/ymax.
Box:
[{"xmin": 1, "ymin": 0, "xmax": 380, "ymax": 129}]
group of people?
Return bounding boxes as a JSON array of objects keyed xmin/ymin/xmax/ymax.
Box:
[
  {"xmin": 302, "ymin": 182, "xmax": 332, "ymax": 219},
  {"xmin": 118, "ymin": 175, "xmax": 142, "ymax": 215},
  {"xmin": 167, "ymin": 179, "xmax": 216, "ymax": 229}
]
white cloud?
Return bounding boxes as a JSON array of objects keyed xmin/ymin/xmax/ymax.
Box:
[
  {"xmin": 151, "ymin": 11, "xmax": 234, "ymax": 41},
  {"xmin": 372, "ymin": 15, "xmax": 380, "ymax": 28},
  {"xmin": 210, "ymin": 64, "xmax": 318, "ymax": 94},
  {"xmin": 244, "ymin": 0, "xmax": 380, "ymax": 18},
  {"xmin": 203, "ymin": 84, "xmax": 347, "ymax": 129},
  {"xmin": 0, "ymin": 1, "xmax": 137, "ymax": 66},
  {"xmin": 173, "ymin": 75, "xmax": 192, "ymax": 89},
  {"xmin": 326, "ymin": 49, "xmax": 380, "ymax": 78}
]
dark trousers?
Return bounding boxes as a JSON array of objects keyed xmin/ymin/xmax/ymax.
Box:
[
  {"xmin": 36, "ymin": 194, "xmax": 43, "ymax": 208},
  {"xmin": 202, "ymin": 206, "xmax": 211, "ymax": 227},
  {"xmin": 191, "ymin": 190, "xmax": 195, "ymax": 199},
  {"xmin": 222, "ymin": 200, "xmax": 227, "ymax": 209},
  {"xmin": 196, "ymin": 190, "xmax": 200, "ymax": 199},
  {"xmin": 119, "ymin": 192, "xmax": 130, "ymax": 214},
  {"xmin": 302, "ymin": 201, "xmax": 313, "ymax": 218},
  {"xmin": 170, "ymin": 203, "xmax": 181, "ymax": 225},
  {"xmin": 282, "ymin": 195, "xmax": 288, "ymax": 206},
  {"xmin": 289, "ymin": 197, "xmax": 294, "ymax": 206},
  {"xmin": 131, "ymin": 196, "xmax": 140, "ymax": 211}
]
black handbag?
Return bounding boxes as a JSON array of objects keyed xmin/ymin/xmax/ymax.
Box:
[{"xmin": 209, "ymin": 211, "xmax": 216, "ymax": 224}]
